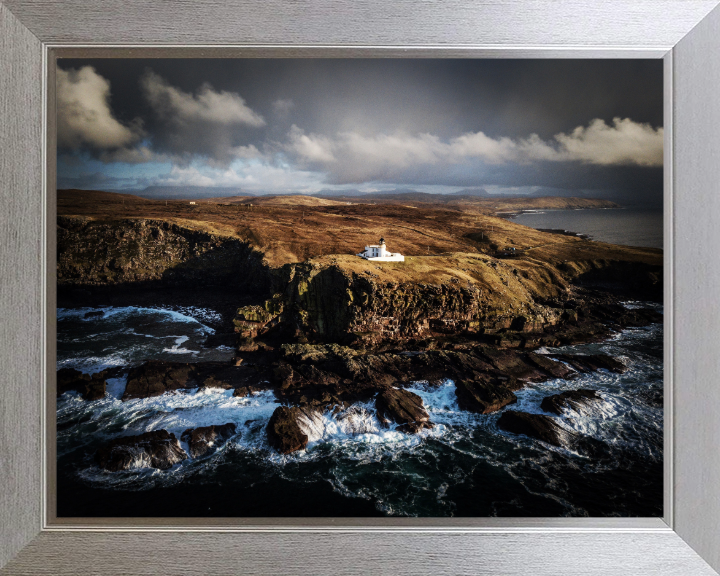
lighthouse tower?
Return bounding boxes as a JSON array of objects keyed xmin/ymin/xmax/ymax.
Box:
[
  {"xmin": 378, "ymin": 237, "xmax": 387, "ymax": 258},
  {"xmin": 357, "ymin": 237, "xmax": 404, "ymax": 261}
]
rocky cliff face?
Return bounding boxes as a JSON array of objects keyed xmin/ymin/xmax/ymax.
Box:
[
  {"xmin": 57, "ymin": 217, "xmax": 662, "ymax": 347},
  {"xmin": 235, "ymin": 259, "xmax": 569, "ymax": 346},
  {"xmin": 234, "ymin": 252, "xmax": 662, "ymax": 347},
  {"xmin": 57, "ymin": 216, "xmax": 272, "ymax": 292}
]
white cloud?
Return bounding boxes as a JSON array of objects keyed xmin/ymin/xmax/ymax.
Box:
[
  {"xmin": 141, "ymin": 71, "xmax": 265, "ymax": 127},
  {"xmin": 284, "ymin": 118, "xmax": 663, "ymax": 182},
  {"xmin": 287, "ymin": 125, "xmax": 336, "ymax": 163},
  {"xmin": 150, "ymin": 160, "xmax": 322, "ymax": 194},
  {"xmin": 228, "ymin": 144, "xmax": 264, "ymax": 159},
  {"xmin": 57, "ymin": 66, "xmax": 142, "ymax": 150},
  {"xmin": 553, "ymin": 117, "xmax": 663, "ymax": 166}
]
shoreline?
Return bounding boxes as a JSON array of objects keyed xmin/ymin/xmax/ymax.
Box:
[
  {"xmin": 56, "ymin": 303, "xmax": 664, "ymax": 517},
  {"xmin": 53, "ymin": 198, "xmax": 664, "ymax": 517},
  {"xmin": 498, "ymin": 206, "xmax": 664, "ymax": 251}
]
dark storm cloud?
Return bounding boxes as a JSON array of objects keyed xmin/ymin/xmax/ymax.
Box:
[
  {"xmin": 57, "ymin": 171, "xmax": 137, "ymax": 190},
  {"xmin": 56, "ymin": 58, "xmax": 663, "ymax": 203}
]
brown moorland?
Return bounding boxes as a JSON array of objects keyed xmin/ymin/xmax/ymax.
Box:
[{"xmin": 58, "ymin": 189, "xmax": 657, "ymax": 269}]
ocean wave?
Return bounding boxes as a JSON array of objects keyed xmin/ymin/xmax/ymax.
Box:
[
  {"xmin": 162, "ymin": 335, "xmax": 199, "ymax": 355},
  {"xmin": 57, "ymin": 305, "xmax": 664, "ymax": 516},
  {"xmin": 58, "ymin": 306, "xmax": 216, "ymax": 334}
]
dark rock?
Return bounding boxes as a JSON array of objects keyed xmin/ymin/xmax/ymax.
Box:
[
  {"xmin": 199, "ymin": 375, "xmax": 234, "ymax": 391},
  {"xmin": 266, "ymin": 406, "xmax": 323, "ymax": 454},
  {"xmin": 562, "ymin": 309, "xmax": 578, "ymax": 322},
  {"xmin": 540, "ymin": 389, "xmax": 601, "ymax": 415},
  {"xmin": 95, "ymin": 430, "xmax": 188, "ymax": 471},
  {"xmin": 375, "ymin": 388, "xmax": 432, "ymax": 432},
  {"xmin": 57, "ymin": 368, "xmax": 89, "ymax": 395},
  {"xmin": 122, "ymin": 361, "xmax": 197, "ymax": 400},
  {"xmin": 497, "ymin": 410, "xmax": 574, "ymax": 448},
  {"xmin": 181, "ymin": 423, "xmax": 237, "ymax": 458},
  {"xmin": 551, "ymin": 354, "xmax": 625, "ymax": 374},
  {"xmin": 233, "ymin": 383, "xmax": 266, "ymax": 398},
  {"xmin": 524, "ymin": 352, "xmax": 576, "ymax": 380},
  {"xmin": 273, "ymin": 362, "xmax": 296, "ymax": 389},
  {"xmin": 455, "ymin": 378, "xmax": 517, "ymax": 414},
  {"xmin": 478, "ymin": 347, "xmax": 546, "ymax": 382},
  {"xmin": 57, "ymin": 216, "xmax": 271, "ymax": 291},
  {"xmin": 57, "ymin": 368, "xmax": 107, "ymax": 401}
]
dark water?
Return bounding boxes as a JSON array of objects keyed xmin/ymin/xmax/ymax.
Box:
[
  {"xmin": 57, "ymin": 305, "xmax": 663, "ymax": 517},
  {"xmin": 511, "ymin": 207, "xmax": 663, "ymax": 249}
]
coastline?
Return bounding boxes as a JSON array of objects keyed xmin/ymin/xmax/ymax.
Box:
[
  {"xmin": 54, "ymin": 193, "xmax": 664, "ymax": 517},
  {"xmin": 57, "ymin": 298, "xmax": 663, "ymax": 517}
]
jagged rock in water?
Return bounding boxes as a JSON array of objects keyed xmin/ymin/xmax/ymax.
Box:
[
  {"xmin": 199, "ymin": 375, "xmax": 234, "ymax": 391},
  {"xmin": 266, "ymin": 406, "xmax": 324, "ymax": 454},
  {"xmin": 181, "ymin": 423, "xmax": 237, "ymax": 458},
  {"xmin": 541, "ymin": 389, "xmax": 601, "ymax": 415},
  {"xmin": 232, "ymin": 384, "xmax": 266, "ymax": 398},
  {"xmin": 497, "ymin": 410, "xmax": 574, "ymax": 448},
  {"xmin": 478, "ymin": 347, "xmax": 546, "ymax": 382},
  {"xmin": 95, "ymin": 430, "xmax": 188, "ymax": 471},
  {"xmin": 524, "ymin": 352, "xmax": 576, "ymax": 380},
  {"xmin": 455, "ymin": 378, "xmax": 517, "ymax": 414},
  {"xmin": 551, "ymin": 354, "xmax": 625, "ymax": 374},
  {"xmin": 122, "ymin": 361, "xmax": 197, "ymax": 400},
  {"xmin": 57, "ymin": 367, "xmax": 107, "ymax": 401},
  {"xmin": 233, "ymin": 386, "xmax": 250, "ymax": 398},
  {"xmin": 375, "ymin": 388, "xmax": 432, "ymax": 433}
]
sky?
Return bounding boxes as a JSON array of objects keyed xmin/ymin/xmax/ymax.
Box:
[{"xmin": 56, "ymin": 59, "xmax": 664, "ymax": 205}]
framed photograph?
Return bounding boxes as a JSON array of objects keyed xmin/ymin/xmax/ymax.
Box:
[{"xmin": 2, "ymin": 1, "xmax": 720, "ymax": 574}]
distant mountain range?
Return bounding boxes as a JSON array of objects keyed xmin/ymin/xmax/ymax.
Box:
[{"xmin": 61, "ymin": 185, "xmax": 651, "ymax": 209}]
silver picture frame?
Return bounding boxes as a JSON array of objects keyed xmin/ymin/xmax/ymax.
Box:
[{"xmin": 2, "ymin": 1, "xmax": 720, "ymax": 573}]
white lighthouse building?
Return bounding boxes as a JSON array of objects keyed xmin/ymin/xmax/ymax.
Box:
[{"xmin": 357, "ymin": 237, "xmax": 405, "ymax": 262}]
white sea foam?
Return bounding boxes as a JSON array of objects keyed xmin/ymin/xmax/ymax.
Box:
[
  {"xmin": 162, "ymin": 335, "xmax": 199, "ymax": 355},
  {"xmin": 58, "ymin": 305, "xmax": 664, "ymax": 515},
  {"xmin": 57, "ymin": 354, "xmax": 128, "ymax": 374},
  {"xmin": 58, "ymin": 306, "xmax": 215, "ymax": 334},
  {"xmin": 57, "ymin": 305, "xmax": 233, "ymax": 371},
  {"xmin": 171, "ymin": 306, "xmax": 223, "ymax": 325}
]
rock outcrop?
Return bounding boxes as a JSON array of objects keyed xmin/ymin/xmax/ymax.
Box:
[
  {"xmin": 455, "ymin": 378, "xmax": 517, "ymax": 414},
  {"xmin": 375, "ymin": 388, "xmax": 432, "ymax": 433},
  {"xmin": 57, "ymin": 368, "xmax": 107, "ymax": 401},
  {"xmin": 121, "ymin": 360, "xmax": 274, "ymax": 401},
  {"xmin": 497, "ymin": 410, "xmax": 575, "ymax": 448},
  {"xmin": 95, "ymin": 430, "xmax": 188, "ymax": 471},
  {"xmin": 550, "ymin": 354, "xmax": 626, "ymax": 374},
  {"xmin": 266, "ymin": 406, "xmax": 324, "ymax": 454},
  {"xmin": 122, "ymin": 361, "xmax": 197, "ymax": 400},
  {"xmin": 57, "ymin": 216, "xmax": 271, "ymax": 292},
  {"xmin": 181, "ymin": 423, "xmax": 237, "ymax": 458},
  {"xmin": 524, "ymin": 352, "xmax": 576, "ymax": 379},
  {"xmin": 227, "ymin": 252, "xmax": 662, "ymax": 357},
  {"xmin": 541, "ymin": 389, "xmax": 601, "ymax": 415}
]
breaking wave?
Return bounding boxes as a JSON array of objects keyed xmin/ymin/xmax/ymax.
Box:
[{"xmin": 57, "ymin": 305, "xmax": 663, "ymax": 517}]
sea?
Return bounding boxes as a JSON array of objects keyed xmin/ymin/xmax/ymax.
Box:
[
  {"xmin": 56, "ymin": 304, "xmax": 663, "ymax": 518},
  {"xmin": 510, "ymin": 207, "xmax": 663, "ymax": 249}
]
